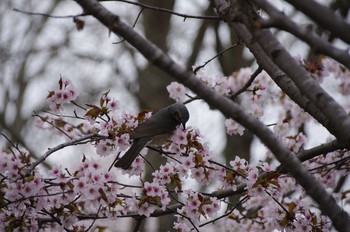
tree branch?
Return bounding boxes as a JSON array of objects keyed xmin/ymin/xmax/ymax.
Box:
[
  {"xmin": 213, "ymin": 16, "xmax": 334, "ymax": 135},
  {"xmin": 102, "ymin": 0, "xmax": 220, "ymax": 20},
  {"xmin": 13, "ymin": 8, "xmax": 87, "ymax": 19},
  {"xmin": 251, "ymin": 0, "xmax": 350, "ymax": 69},
  {"xmin": 22, "ymin": 133, "xmax": 101, "ymax": 176},
  {"xmin": 73, "ymin": 0, "xmax": 350, "ymax": 230},
  {"xmin": 284, "ymin": 0, "xmax": 350, "ymax": 44},
  {"xmin": 218, "ymin": 0, "xmax": 350, "ymax": 146}
]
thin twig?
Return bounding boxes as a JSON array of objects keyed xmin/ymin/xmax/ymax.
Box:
[
  {"xmin": 183, "ymin": 96, "xmax": 201, "ymax": 104},
  {"xmin": 106, "ymin": 0, "xmax": 220, "ymax": 21},
  {"xmin": 108, "ymin": 151, "xmax": 121, "ymax": 171},
  {"xmin": 113, "ymin": 7, "xmax": 144, "ymax": 44},
  {"xmin": 109, "ymin": 181, "xmax": 142, "ymax": 189},
  {"xmin": 43, "ymin": 110, "xmax": 85, "ymax": 120},
  {"xmin": 250, "ymin": 0, "xmax": 350, "ymax": 69},
  {"xmin": 194, "ymin": 43, "xmax": 241, "ymax": 74},
  {"xmin": 13, "ymin": 8, "xmax": 87, "ymax": 19},
  {"xmin": 1, "ymin": 190, "xmax": 72, "ymax": 209},
  {"xmin": 230, "ymin": 66, "xmax": 263, "ymax": 100},
  {"xmin": 85, "ymin": 205, "xmax": 102, "ymax": 232},
  {"xmin": 198, "ymin": 196, "xmax": 249, "ymax": 228},
  {"xmin": 265, "ymin": 190, "xmax": 295, "ymax": 220},
  {"xmin": 22, "ymin": 133, "xmax": 101, "ymax": 176},
  {"xmin": 33, "ymin": 111, "xmax": 73, "ymax": 140},
  {"xmin": 0, "ymin": 132, "xmax": 23, "ymax": 158},
  {"xmin": 209, "ymin": 160, "xmax": 247, "ymax": 179}
]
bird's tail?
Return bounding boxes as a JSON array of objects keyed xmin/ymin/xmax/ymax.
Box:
[{"xmin": 114, "ymin": 138, "xmax": 149, "ymax": 170}]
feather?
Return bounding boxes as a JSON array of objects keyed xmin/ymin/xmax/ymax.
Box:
[{"xmin": 114, "ymin": 137, "xmax": 150, "ymax": 169}]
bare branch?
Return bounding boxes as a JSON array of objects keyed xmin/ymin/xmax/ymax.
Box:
[
  {"xmin": 298, "ymin": 139, "xmax": 344, "ymax": 162},
  {"xmin": 251, "ymin": 0, "xmax": 350, "ymax": 69},
  {"xmin": 230, "ymin": 66, "xmax": 262, "ymax": 100},
  {"xmin": 22, "ymin": 133, "xmax": 101, "ymax": 176},
  {"xmin": 284, "ymin": 0, "xmax": 350, "ymax": 44},
  {"xmin": 218, "ymin": 0, "xmax": 350, "ymax": 146},
  {"xmin": 103, "ymin": 0, "xmax": 220, "ymax": 21},
  {"xmin": 33, "ymin": 112, "xmax": 73, "ymax": 140},
  {"xmin": 193, "ymin": 42, "xmax": 241, "ymax": 74},
  {"xmin": 13, "ymin": 8, "xmax": 87, "ymax": 19},
  {"xmin": 215, "ymin": 18, "xmax": 333, "ymax": 135},
  {"xmin": 198, "ymin": 196, "xmax": 249, "ymax": 228}
]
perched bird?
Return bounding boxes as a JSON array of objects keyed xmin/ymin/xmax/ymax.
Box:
[{"xmin": 115, "ymin": 103, "xmax": 190, "ymax": 169}]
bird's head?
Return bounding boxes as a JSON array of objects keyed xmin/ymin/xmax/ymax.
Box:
[{"xmin": 169, "ymin": 103, "xmax": 190, "ymax": 130}]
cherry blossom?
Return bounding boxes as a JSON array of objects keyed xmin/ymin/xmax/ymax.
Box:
[
  {"xmin": 167, "ymin": 81, "xmax": 188, "ymax": 102},
  {"xmin": 225, "ymin": 118, "xmax": 245, "ymax": 136},
  {"xmin": 1, "ymin": 70, "xmax": 349, "ymax": 231}
]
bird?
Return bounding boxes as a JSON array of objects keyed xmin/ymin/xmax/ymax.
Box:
[{"xmin": 114, "ymin": 103, "xmax": 190, "ymax": 169}]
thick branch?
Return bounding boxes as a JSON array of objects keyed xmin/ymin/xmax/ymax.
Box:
[
  {"xmin": 285, "ymin": 0, "xmax": 350, "ymax": 44},
  {"xmin": 251, "ymin": 0, "xmax": 350, "ymax": 69},
  {"xmin": 218, "ymin": 0, "xmax": 350, "ymax": 146},
  {"xmin": 217, "ymin": 20, "xmax": 334, "ymax": 136}
]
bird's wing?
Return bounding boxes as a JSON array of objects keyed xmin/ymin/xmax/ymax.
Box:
[
  {"xmin": 131, "ymin": 107, "xmax": 177, "ymax": 139},
  {"xmin": 131, "ymin": 116, "xmax": 172, "ymax": 138}
]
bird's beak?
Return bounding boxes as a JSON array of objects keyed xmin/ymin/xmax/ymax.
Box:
[{"xmin": 182, "ymin": 122, "xmax": 186, "ymax": 130}]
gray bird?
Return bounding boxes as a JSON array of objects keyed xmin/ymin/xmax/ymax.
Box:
[{"xmin": 114, "ymin": 103, "xmax": 190, "ymax": 169}]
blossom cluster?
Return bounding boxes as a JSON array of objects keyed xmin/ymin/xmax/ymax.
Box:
[
  {"xmin": 46, "ymin": 77, "xmax": 79, "ymax": 111},
  {"xmin": 1, "ymin": 62, "xmax": 350, "ymax": 232}
]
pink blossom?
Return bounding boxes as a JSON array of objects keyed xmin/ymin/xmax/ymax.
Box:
[
  {"xmin": 85, "ymin": 183, "xmax": 100, "ymax": 200},
  {"xmin": 186, "ymin": 196, "xmax": 201, "ymax": 211},
  {"xmin": 203, "ymin": 197, "xmax": 220, "ymax": 217},
  {"xmin": 96, "ymin": 140, "xmax": 114, "ymax": 157},
  {"xmin": 108, "ymin": 98, "xmax": 119, "ymax": 110},
  {"xmin": 171, "ymin": 126, "xmax": 188, "ymax": 145},
  {"xmin": 160, "ymin": 163, "xmax": 174, "ymax": 174},
  {"xmin": 160, "ymin": 192, "xmax": 171, "ymax": 209},
  {"xmin": 67, "ymin": 86, "xmax": 79, "ymax": 100},
  {"xmin": 260, "ymin": 162, "xmax": 276, "ymax": 172},
  {"xmin": 121, "ymin": 156, "xmax": 144, "ymax": 176},
  {"xmin": 196, "ymin": 69, "xmax": 215, "ymax": 87},
  {"xmin": 103, "ymin": 171, "xmax": 115, "ymax": 182},
  {"xmin": 225, "ymin": 118, "xmax": 245, "ymax": 136},
  {"xmin": 230, "ymin": 156, "xmax": 248, "ymax": 171},
  {"xmin": 246, "ymin": 165, "xmax": 259, "ymax": 188},
  {"xmin": 175, "ymin": 164, "xmax": 189, "ymax": 179},
  {"xmin": 167, "ymin": 82, "xmax": 187, "ymax": 102},
  {"xmin": 157, "ymin": 163, "xmax": 175, "ymax": 184},
  {"xmin": 62, "ymin": 213, "xmax": 78, "ymax": 228},
  {"xmin": 249, "ymin": 103, "xmax": 263, "ymax": 118},
  {"xmin": 62, "ymin": 78, "xmax": 72, "ymax": 86},
  {"xmin": 214, "ymin": 76, "xmax": 230, "ymax": 95},
  {"xmin": 116, "ymin": 133, "xmax": 131, "ymax": 151},
  {"xmin": 181, "ymin": 156, "xmax": 195, "ymax": 169},
  {"xmin": 73, "ymin": 176, "xmax": 88, "ymax": 194},
  {"xmin": 229, "ymin": 67, "xmax": 253, "ymax": 92},
  {"xmin": 293, "ymin": 215, "xmax": 312, "ymax": 231},
  {"xmin": 190, "ymin": 167, "xmax": 205, "ymax": 182},
  {"xmin": 174, "ymin": 216, "xmax": 191, "ymax": 232},
  {"xmin": 138, "ymin": 202, "xmax": 155, "ymax": 217},
  {"xmin": 286, "ymin": 132, "xmax": 306, "ymax": 152},
  {"xmin": 144, "ymin": 182, "xmax": 162, "ymax": 197},
  {"xmin": 273, "ymin": 119, "xmax": 290, "ymax": 138},
  {"xmin": 46, "ymin": 78, "xmax": 79, "ymax": 112}
]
